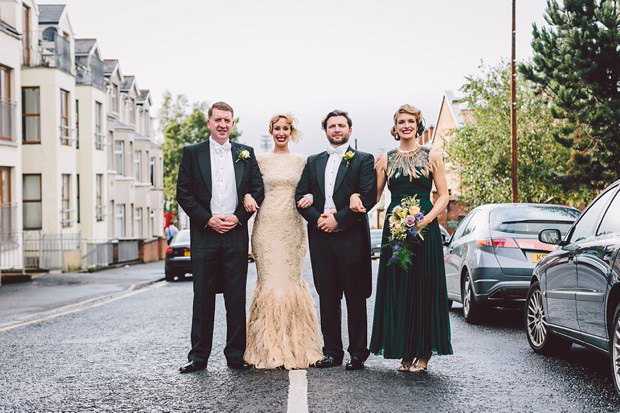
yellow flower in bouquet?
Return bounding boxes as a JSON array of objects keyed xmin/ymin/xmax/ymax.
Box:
[
  {"xmin": 386, "ymin": 195, "xmax": 426, "ymax": 270},
  {"xmin": 409, "ymin": 206, "xmax": 421, "ymax": 215}
]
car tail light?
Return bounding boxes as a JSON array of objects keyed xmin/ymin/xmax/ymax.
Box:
[
  {"xmin": 477, "ymin": 238, "xmax": 519, "ymax": 248},
  {"xmin": 166, "ymin": 246, "xmax": 173, "ymax": 255}
]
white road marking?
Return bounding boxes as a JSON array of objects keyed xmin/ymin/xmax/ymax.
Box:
[
  {"xmin": 0, "ymin": 281, "xmax": 166, "ymax": 332},
  {"xmin": 287, "ymin": 370, "xmax": 309, "ymax": 413}
]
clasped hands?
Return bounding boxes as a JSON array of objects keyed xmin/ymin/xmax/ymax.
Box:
[
  {"xmin": 349, "ymin": 193, "xmax": 430, "ymax": 230},
  {"xmin": 207, "ymin": 214, "xmax": 239, "ymax": 234}
]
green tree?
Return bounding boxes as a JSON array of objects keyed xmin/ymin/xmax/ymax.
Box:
[
  {"xmin": 446, "ymin": 62, "xmax": 594, "ymax": 207},
  {"xmin": 160, "ymin": 92, "xmax": 242, "ymax": 212},
  {"xmin": 519, "ymin": 0, "xmax": 620, "ymax": 191}
]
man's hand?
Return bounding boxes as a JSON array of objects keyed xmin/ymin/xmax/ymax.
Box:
[
  {"xmin": 317, "ymin": 213, "xmax": 339, "ymax": 233},
  {"xmin": 297, "ymin": 194, "xmax": 313, "ymax": 209},
  {"xmin": 243, "ymin": 194, "xmax": 259, "ymax": 213},
  {"xmin": 207, "ymin": 215, "xmax": 239, "ymax": 234},
  {"xmin": 349, "ymin": 193, "xmax": 366, "ymax": 213}
]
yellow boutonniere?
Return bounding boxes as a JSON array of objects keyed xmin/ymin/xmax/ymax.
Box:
[{"xmin": 342, "ymin": 150, "xmax": 355, "ymax": 166}]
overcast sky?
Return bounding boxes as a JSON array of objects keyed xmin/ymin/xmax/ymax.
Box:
[{"xmin": 40, "ymin": 0, "xmax": 548, "ymax": 155}]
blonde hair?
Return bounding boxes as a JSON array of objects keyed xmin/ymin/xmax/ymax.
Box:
[
  {"xmin": 390, "ymin": 104, "xmax": 422, "ymax": 141},
  {"xmin": 268, "ymin": 113, "xmax": 301, "ymax": 143},
  {"xmin": 208, "ymin": 101, "xmax": 234, "ymax": 118}
]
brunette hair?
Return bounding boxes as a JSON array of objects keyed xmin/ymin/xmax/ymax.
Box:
[{"xmin": 321, "ymin": 109, "xmax": 352, "ymax": 130}]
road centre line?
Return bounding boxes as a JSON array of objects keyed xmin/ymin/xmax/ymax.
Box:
[
  {"xmin": 287, "ymin": 369, "xmax": 309, "ymax": 413},
  {"xmin": 0, "ymin": 281, "xmax": 166, "ymax": 332}
]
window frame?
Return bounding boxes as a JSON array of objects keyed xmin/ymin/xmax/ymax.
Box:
[{"xmin": 22, "ymin": 174, "xmax": 42, "ymax": 230}]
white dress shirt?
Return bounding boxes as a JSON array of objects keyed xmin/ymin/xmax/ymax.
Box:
[
  {"xmin": 209, "ymin": 138, "xmax": 237, "ymax": 215},
  {"xmin": 324, "ymin": 144, "xmax": 348, "ymax": 213}
]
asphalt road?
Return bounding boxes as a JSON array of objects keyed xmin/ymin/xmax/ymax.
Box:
[{"xmin": 1, "ymin": 259, "xmax": 619, "ymax": 412}]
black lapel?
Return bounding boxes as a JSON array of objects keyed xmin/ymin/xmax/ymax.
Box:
[
  {"xmin": 231, "ymin": 142, "xmax": 244, "ymax": 190},
  {"xmin": 197, "ymin": 142, "xmax": 212, "ymax": 195},
  {"xmin": 316, "ymin": 151, "xmax": 328, "ymax": 196},
  {"xmin": 333, "ymin": 145, "xmax": 353, "ymax": 193}
]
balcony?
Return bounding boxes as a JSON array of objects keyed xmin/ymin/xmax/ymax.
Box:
[
  {"xmin": 0, "ymin": 99, "xmax": 17, "ymax": 142},
  {"xmin": 39, "ymin": 36, "xmax": 72, "ymax": 75},
  {"xmin": 60, "ymin": 208, "xmax": 75, "ymax": 228},
  {"xmin": 76, "ymin": 55, "xmax": 106, "ymax": 91}
]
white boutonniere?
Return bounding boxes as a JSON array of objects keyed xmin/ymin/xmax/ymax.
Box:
[
  {"xmin": 342, "ymin": 150, "xmax": 355, "ymax": 166},
  {"xmin": 236, "ymin": 149, "xmax": 251, "ymax": 162}
]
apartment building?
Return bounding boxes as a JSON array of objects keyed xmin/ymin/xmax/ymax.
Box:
[{"xmin": 0, "ymin": 1, "xmax": 163, "ymax": 276}]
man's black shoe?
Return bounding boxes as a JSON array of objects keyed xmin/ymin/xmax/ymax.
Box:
[
  {"xmin": 179, "ymin": 360, "xmax": 207, "ymax": 374},
  {"xmin": 314, "ymin": 355, "xmax": 342, "ymax": 368},
  {"xmin": 227, "ymin": 359, "xmax": 253, "ymax": 370},
  {"xmin": 345, "ymin": 357, "xmax": 364, "ymax": 371}
]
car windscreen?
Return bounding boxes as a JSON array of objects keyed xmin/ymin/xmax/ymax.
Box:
[
  {"xmin": 172, "ymin": 230, "xmax": 190, "ymax": 245},
  {"xmin": 490, "ymin": 206, "xmax": 580, "ymax": 236},
  {"xmin": 370, "ymin": 231, "xmax": 383, "ymax": 243}
]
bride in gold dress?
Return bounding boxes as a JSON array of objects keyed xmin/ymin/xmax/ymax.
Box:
[{"xmin": 242, "ymin": 114, "xmax": 323, "ymax": 369}]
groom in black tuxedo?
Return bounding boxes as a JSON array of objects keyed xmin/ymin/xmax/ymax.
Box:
[
  {"xmin": 176, "ymin": 101, "xmax": 264, "ymax": 373},
  {"xmin": 295, "ymin": 110, "xmax": 376, "ymax": 370}
]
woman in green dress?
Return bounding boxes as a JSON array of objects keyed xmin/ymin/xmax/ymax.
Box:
[{"xmin": 351, "ymin": 104, "xmax": 452, "ymax": 372}]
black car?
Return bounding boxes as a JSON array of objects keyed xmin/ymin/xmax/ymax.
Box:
[
  {"xmin": 525, "ymin": 180, "xmax": 620, "ymax": 396},
  {"xmin": 164, "ymin": 229, "xmax": 192, "ymax": 281},
  {"xmin": 444, "ymin": 203, "xmax": 580, "ymax": 323},
  {"xmin": 370, "ymin": 229, "xmax": 382, "ymax": 259}
]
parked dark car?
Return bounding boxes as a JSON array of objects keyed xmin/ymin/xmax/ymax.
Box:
[
  {"xmin": 444, "ymin": 203, "xmax": 580, "ymax": 323},
  {"xmin": 165, "ymin": 229, "xmax": 192, "ymax": 281},
  {"xmin": 525, "ymin": 180, "xmax": 620, "ymax": 396}
]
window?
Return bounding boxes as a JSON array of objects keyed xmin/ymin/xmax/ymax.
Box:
[
  {"xmin": 96, "ymin": 174, "xmax": 104, "ymax": 221},
  {"xmin": 22, "ymin": 5, "xmax": 31, "ymax": 65},
  {"xmin": 1, "ymin": 167, "xmax": 13, "ymax": 237},
  {"xmin": 60, "ymin": 89, "xmax": 71, "ymax": 145},
  {"xmin": 112, "ymin": 84, "xmax": 119, "ymax": 113},
  {"xmin": 115, "ymin": 204, "xmax": 125, "ymax": 238},
  {"xmin": 570, "ymin": 189, "xmax": 616, "ymax": 243},
  {"xmin": 108, "ymin": 131, "xmax": 114, "ymax": 166},
  {"xmin": 150, "ymin": 208, "xmax": 155, "ymax": 238},
  {"xmin": 0, "ymin": 66, "xmax": 14, "ymax": 140},
  {"xmin": 114, "ymin": 140, "xmax": 124, "ymax": 175},
  {"xmin": 23, "ymin": 174, "xmax": 42, "ymax": 230},
  {"xmin": 129, "ymin": 97, "xmax": 135, "ymax": 124},
  {"xmin": 462, "ymin": 211, "xmax": 481, "ymax": 238},
  {"xmin": 22, "ymin": 87, "xmax": 40, "ymax": 143},
  {"xmin": 42, "ymin": 27, "xmax": 57, "ymax": 41},
  {"xmin": 75, "ymin": 99, "xmax": 79, "ymax": 148},
  {"xmin": 61, "ymin": 174, "xmax": 71, "ymax": 227},
  {"xmin": 150, "ymin": 157, "xmax": 155, "ymax": 186},
  {"xmin": 451, "ymin": 211, "xmax": 476, "ymax": 243},
  {"xmin": 95, "ymin": 102, "xmax": 104, "ymax": 149},
  {"xmin": 130, "ymin": 203, "xmax": 134, "ymax": 237},
  {"xmin": 135, "ymin": 207, "xmax": 143, "ymax": 239},
  {"xmin": 76, "ymin": 174, "xmax": 80, "ymax": 224},
  {"xmin": 134, "ymin": 150, "xmax": 141, "ymax": 181},
  {"xmin": 597, "ymin": 189, "xmax": 620, "ymax": 236}
]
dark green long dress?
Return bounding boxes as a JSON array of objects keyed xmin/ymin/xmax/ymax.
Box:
[{"xmin": 370, "ymin": 147, "xmax": 453, "ymax": 359}]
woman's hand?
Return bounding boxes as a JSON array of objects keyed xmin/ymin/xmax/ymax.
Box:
[
  {"xmin": 349, "ymin": 193, "xmax": 366, "ymax": 213},
  {"xmin": 296, "ymin": 194, "xmax": 313, "ymax": 209},
  {"xmin": 416, "ymin": 217, "xmax": 430, "ymax": 232},
  {"xmin": 243, "ymin": 194, "xmax": 259, "ymax": 212}
]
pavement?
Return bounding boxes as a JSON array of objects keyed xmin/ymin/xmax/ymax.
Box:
[{"xmin": 0, "ymin": 261, "xmax": 165, "ymax": 330}]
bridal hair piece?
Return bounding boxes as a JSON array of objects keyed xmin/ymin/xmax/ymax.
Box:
[
  {"xmin": 391, "ymin": 104, "xmax": 422, "ymax": 141},
  {"xmin": 268, "ymin": 113, "xmax": 302, "ymax": 142}
]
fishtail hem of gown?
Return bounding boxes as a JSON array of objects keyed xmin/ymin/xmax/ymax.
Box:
[
  {"xmin": 370, "ymin": 346, "xmax": 454, "ymax": 359},
  {"xmin": 244, "ymin": 281, "xmax": 323, "ymax": 370}
]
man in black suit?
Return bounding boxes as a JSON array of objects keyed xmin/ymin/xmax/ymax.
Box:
[
  {"xmin": 295, "ymin": 110, "xmax": 376, "ymax": 371},
  {"xmin": 176, "ymin": 101, "xmax": 264, "ymax": 373}
]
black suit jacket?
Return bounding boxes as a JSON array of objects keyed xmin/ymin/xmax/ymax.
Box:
[
  {"xmin": 295, "ymin": 146, "xmax": 377, "ymax": 297},
  {"xmin": 176, "ymin": 140, "xmax": 264, "ymax": 247}
]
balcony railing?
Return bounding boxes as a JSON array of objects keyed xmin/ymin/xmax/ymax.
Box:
[
  {"xmin": 76, "ymin": 55, "xmax": 106, "ymax": 91},
  {"xmin": 59, "ymin": 125, "xmax": 75, "ymax": 146},
  {"xmin": 40, "ymin": 36, "xmax": 72, "ymax": 74},
  {"xmin": 60, "ymin": 208, "xmax": 75, "ymax": 228},
  {"xmin": 0, "ymin": 99, "xmax": 17, "ymax": 141},
  {"xmin": 95, "ymin": 204, "xmax": 105, "ymax": 221},
  {"xmin": 95, "ymin": 132, "xmax": 106, "ymax": 150}
]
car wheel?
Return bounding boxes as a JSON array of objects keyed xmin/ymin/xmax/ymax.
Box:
[
  {"xmin": 611, "ymin": 303, "xmax": 620, "ymax": 397},
  {"xmin": 462, "ymin": 271, "xmax": 482, "ymax": 323},
  {"xmin": 525, "ymin": 281, "xmax": 572, "ymax": 355}
]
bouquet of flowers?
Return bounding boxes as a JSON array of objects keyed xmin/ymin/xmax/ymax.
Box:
[{"xmin": 386, "ymin": 195, "xmax": 426, "ymax": 270}]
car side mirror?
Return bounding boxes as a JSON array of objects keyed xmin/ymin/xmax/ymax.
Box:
[{"xmin": 539, "ymin": 229, "xmax": 561, "ymax": 245}]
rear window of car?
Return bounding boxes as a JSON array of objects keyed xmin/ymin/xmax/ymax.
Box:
[
  {"xmin": 490, "ymin": 206, "xmax": 580, "ymax": 236},
  {"xmin": 173, "ymin": 230, "xmax": 190, "ymax": 244},
  {"xmin": 370, "ymin": 230, "xmax": 383, "ymax": 243}
]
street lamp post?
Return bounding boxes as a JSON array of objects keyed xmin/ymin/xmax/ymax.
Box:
[{"xmin": 510, "ymin": 0, "xmax": 518, "ymax": 202}]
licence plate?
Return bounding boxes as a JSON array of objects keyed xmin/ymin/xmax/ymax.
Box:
[
  {"xmin": 531, "ymin": 253, "xmax": 547, "ymax": 263},
  {"xmin": 184, "ymin": 251, "xmax": 191, "ymax": 257}
]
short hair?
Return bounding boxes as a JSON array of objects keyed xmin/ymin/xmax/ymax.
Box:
[
  {"xmin": 321, "ymin": 109, "xmax": 352, "ymax": 130},
  {"xmin": 208, "ymin": 101, "xmax": 234, "ymax": 119},
  {"xmin": 391, "ymin": 104, "xmax": 422, "ymax": 140},
  {"xmin": 268, "ymin": 113, "xmax": 301, "ymax": 143}
]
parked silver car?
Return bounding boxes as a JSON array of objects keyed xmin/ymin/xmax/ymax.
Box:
[{"xmin": 443, "ymin": 204, "xmax": 580, "ymax": 323}]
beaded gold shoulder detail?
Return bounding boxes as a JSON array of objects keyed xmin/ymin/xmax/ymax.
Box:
[{"xmin": 386, "ymin": 147, "xmax": 431, "ymax": 181}]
